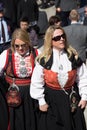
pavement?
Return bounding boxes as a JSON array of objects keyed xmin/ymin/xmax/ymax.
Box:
[{"xmin": 37, "ymin": 5, "xmax": 87, "ymax": 128}]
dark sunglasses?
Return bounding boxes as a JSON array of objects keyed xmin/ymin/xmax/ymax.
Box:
[
  {"xmin": 52, "ymin": 33, "xmax": 65, "ymax": 41},
  {"xmin": 14, "ymin": 43, "xmax": 27, "ymax": 48}
]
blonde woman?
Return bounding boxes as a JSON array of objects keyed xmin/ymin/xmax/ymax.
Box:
[
  {"xmin": 30, "ymin": 25, "xmax": 87, "ymax": 130},
  {"xmin": 0, "ymin": 28, "xmax": 39, "ymax": 130}
]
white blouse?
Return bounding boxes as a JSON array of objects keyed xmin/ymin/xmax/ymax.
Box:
[{"xmin": 30, "ymin": 48, "xmax": 87, "ymax": 106}]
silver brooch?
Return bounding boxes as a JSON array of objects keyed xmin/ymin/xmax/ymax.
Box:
[
  {"xmin": 59, "ymin": 64, "xmax": 63, "ymax": 70},
  {"xmin": 19, "ymin": 67, "xmax": 27, "ymax": 77}
]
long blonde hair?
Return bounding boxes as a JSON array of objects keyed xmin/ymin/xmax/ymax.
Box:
[{"xmin": 37, "ymin": 25, "xmax": 78, "ymax": 64}]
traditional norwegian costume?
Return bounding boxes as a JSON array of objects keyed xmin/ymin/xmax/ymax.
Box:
[
  {"xmin": 0, "ymin": 48, "xmax": 38, "ymax": 130},
  {"xmin": 30, "ymin": 48, "xmax": 87, "ymax": 130}
]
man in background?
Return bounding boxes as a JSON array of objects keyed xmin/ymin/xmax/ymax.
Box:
[
  {"xmin": 64, "ymin": 9, "xmax": 87, "ymax": 62},
  {"xmin": 55, "ymin": 0, "xmax": 78, "ymax": 27},
  {"xmin": 0, "ymin": 2, "xmax": 12, "ymax": 53}
]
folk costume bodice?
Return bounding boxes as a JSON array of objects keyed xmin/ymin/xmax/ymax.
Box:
[
  {"xmin": 5, "ymin": 49, "xmax": 37, "ymax": 78},
  {"xmin": 44, "ymin": 69, "xmax": 77, "ymax": 90},
  {"xmin": 39, "ymin": 50, "xmax": 82, "ymax": 90}
]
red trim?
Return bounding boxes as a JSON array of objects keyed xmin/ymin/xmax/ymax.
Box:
[
  {"xmin": 5, "ymin": 75, "xmax": 31, "ymax": 86},
  {"xmin": 30, "ymin": 53, "xmax": 35, "ymax": 74},
  {"xmin": 7, "ymin": 107, "xmax": 10, "ymax": 130},
  {"xmin": 46, "ymin": 84, "xmax": 72, "ymax": 90},
  {"xmin": 35, "ymin": 49, "xmax": 38, "ymax": 56},
  {"xmin": 12, "ymin": 53, "xmax": 17, "ymax": 77},
  {"xmin": 7, "ymin": 120, "xmax": 10, "ymax": 130}
]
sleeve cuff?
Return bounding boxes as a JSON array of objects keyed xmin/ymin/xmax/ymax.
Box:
[
  {"xmin": 38, "ymin": 98, "xmax": 46, "ymax": 106},
  {"xmin": 81, "ymin": 94, "xmax": 87, "ymax": 101}
]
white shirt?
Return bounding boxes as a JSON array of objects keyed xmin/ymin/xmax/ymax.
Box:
[
  {"xmin": 30, "ymin": 48, "xmax": 87, "ymax": 106},
  {"xmin": 0, "ymin": 19, "xmax": 11, "ymax": 43}
]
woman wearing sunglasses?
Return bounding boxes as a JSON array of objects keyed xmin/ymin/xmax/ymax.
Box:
[
  {"xmin": 30, "ymin": 25, "xmax": 87, "ymax": 130},
  {"xmin": 0, "ymin": 28, "xmax": 39, "ymax": 130}
]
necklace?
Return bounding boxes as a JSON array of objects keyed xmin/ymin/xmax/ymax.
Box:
[
  {"xmin": 20, "ymin": 57, "xmax": 25, "ymax": 65},
  {"xmin": 19, "ymin": 57, "xmax": 27, "ymax": 77}
]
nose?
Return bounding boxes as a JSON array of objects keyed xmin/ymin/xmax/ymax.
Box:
[
  {"xmin": 60, "ymin": 36, "xmax": 64, "ymax": 40},
  {"xmin": 19, "ymin": 45, "xmax": 22, "ymax": 49}
]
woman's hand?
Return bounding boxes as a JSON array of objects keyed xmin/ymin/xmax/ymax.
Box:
[
  {"xmin": 39, "ymin": 103, "xmax": 49, "ymax": 112},
  {"xmin": 78, "ymin": 100, "xmax": 87, "ymax": 109}
]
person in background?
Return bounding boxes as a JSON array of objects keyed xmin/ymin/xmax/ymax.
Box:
[
  {"xmin": 48, "ymin": 15, "xmax": 61, "ymax": 26},
  {"xmin": 79, "ymin": 5, "xmax": 87, "ymax": 25},
  {"xmin": 0, "ymin": 2, "xmax": 12, "ymax": 54},
  {"xmin": 0, "ymin": 28, "xmax": 39, "ymax": 130},
  {"xmin": 1, "ymin": 0, "xmax": 18, "ymax": 30},
  {"xmin": 17, "ymin": 0, "xmax": 39, "ymax": 28},
  {"xmin": 30, "ymin": 25, "xmax": 87, "ymax": 130},
  {"xmin": 19, "ymin": 16, "xmax": 39, "ymax": 47},
  {"xmin": 63, "ymin": 9, "xmax": 87, "ymax": 63},
  {"xmin": 55, "ymin": 0, "xmax": 78, "ymax": 27},
  {"xmin": 83, "ymin": 5, "xmax": 87, "ymax": 25}
]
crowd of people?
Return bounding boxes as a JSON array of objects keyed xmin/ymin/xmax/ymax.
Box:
[{"xmin": 0, "ymin": 0, "xmax": 87, "ymax": 130}]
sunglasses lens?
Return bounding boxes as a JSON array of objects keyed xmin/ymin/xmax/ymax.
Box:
[
  {"xmin": 52, "ymin": 34, "xmax": 65, "ymax": 41},
  {"xmin": 53, "ymin": 36, "xmax": 61, "ymax": 41},
  {"xmin": 15, "ymin": 45, "xmax": 19, "ymax": 48},
  {"xmin": 15, "ymin": 44, "xmax": 26, "ymax": 48},
  {"xmin": 62, "ymin": 34, "xmax": 65, "ymax": 39}
]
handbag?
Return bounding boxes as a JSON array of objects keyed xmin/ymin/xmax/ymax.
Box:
[
  {"xmin": 6, "ymin": 83, "xmax": 21, "ymax": 107},
  {"xmin": 69, "ymin": 87, "xmax": 78, "ymax": 113}
]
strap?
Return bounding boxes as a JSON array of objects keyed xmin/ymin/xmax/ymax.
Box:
[
  {"xmin": 4, "ymin": 48, "xmax": 12, "ymax": 71},
  {"xmin": 31, "ymin": 47, "xmax": 38, "ymax": 58}
]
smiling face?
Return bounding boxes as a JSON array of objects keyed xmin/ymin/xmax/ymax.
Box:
[
  {"xmin": 52, "ymin": 29, "xmax": 65, "ymax": 51},
  {"xmin": 14, "ymin": 39, "xmax": 29, "ymax": 56},
  {"xmin": 11, "ymin": 29, "xmax": 31, "ymax": 56}
]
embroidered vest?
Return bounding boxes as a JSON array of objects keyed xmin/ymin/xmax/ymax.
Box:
[{"xmin": 4, "ymin": 48, "xmax": 38, "ymax": 78}]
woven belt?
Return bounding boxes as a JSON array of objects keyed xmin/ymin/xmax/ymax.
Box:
[{"xmin": 5, "ymin": 75, "xmax": 31, "ymax": 86}]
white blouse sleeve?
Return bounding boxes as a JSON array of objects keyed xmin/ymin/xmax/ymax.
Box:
[
  {"xmin": 77, "ymin": 63, "xmax": 87, "ymax": 101},
  {"xmin": 30, "ymin": 62, "xmax": 46, "ymax": 106},
  {"xmin": 0, "ymin": 50, "xmax": 7, "ymax": 74}
]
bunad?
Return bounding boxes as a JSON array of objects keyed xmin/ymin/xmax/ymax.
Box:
[
  {"xmin": 0, "ymin": 78, "xmax": 8, "ymax": 130},
  {"xmin": 30, "ymin": 48, "xmax": 87, "ymax": 130},
  {"xmin": 0, "ymin": 48, "xmax": 38, "ymax": 130}
]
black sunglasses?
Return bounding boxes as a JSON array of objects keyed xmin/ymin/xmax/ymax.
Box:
[
  {"xmin": 52, "ymin": 33, "xmax": 65, "ymax": 41},
  {"xmin": 14, "ymin": 43, "xmax": 27, "ymax": 48}
]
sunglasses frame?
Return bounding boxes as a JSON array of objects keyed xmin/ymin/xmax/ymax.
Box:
[
  {"xmin": 52, "ymin": 33, "xmax": 65, "ymax": 42},
  {"xmin": 14, "ymin": 43, "xmax": 27, "ymax": 49}
]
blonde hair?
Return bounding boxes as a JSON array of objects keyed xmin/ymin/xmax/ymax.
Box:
[
  {"xmin": 69, "ymin": 9, "xmax": 79, "ymax": 21},
  {"xmin": 11, "ymin": 28, "xmax": 32, "ymax": 52},
  {"xmin": 37, "ymin": 25, "xmax": 78, "ymax": 64}
]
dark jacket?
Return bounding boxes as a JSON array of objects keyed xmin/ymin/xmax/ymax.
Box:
[{"xmin": 17, "ymin": 0, "xmax": 39, "ymax": 25}]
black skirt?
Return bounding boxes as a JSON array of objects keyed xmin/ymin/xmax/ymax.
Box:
[
  {"xmin": 37, "ymin": 85, "xmax": 86, "ymax": 130},
  {"xmin": 9, "ymin": 86, "xmax": 38, "ymax": 130},
  {"xmin": 0, "ymin": 79, "xmax": 9, "ymax": 130}
]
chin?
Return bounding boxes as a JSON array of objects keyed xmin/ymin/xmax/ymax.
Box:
[{"xmin": 19, "ymin": 52, "xmax": 26, "ymax": 56}]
